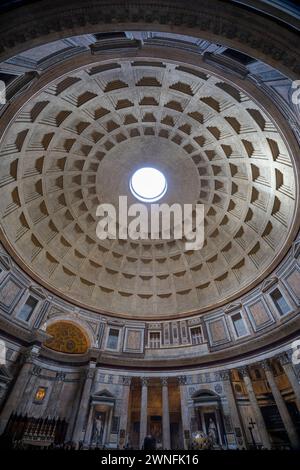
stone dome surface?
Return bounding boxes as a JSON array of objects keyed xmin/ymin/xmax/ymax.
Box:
[{"xmin": 0, "ymin": 59, "xmax": 298, "ymax": 318}]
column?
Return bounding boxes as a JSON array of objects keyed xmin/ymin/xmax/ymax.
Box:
[
  {"xmin": 278, "ymin": 352, "xmax": 300, "ymax": 412},
  {"xmin": 177, "ymin": 375, "xmax": 189, "ymax": 450},
  {"xmin": 83, "ymin": 404, "xmax": 95, "ymax": 447},
  {"xmin": 119, "ymin": 376, "xmax": 131, "ymax": 448},
  {"xmin": 238, "ymin": 366, "xmax": 271, "ymax": 449},
  {"xmin": 105, "ymin": 406, "xmax": 113, "ymax": 445},
  {"xmin": 65, "ymin": 374, "xmax": 84, "ymax": 442},
  {"xmin": 72, "ymin": 361, "xmax": 96, "ymax": 446},
  {"xmin": 102, "ymin": 409, "xmax": 110, "ymax": 444},
  {"xmin": 46, "ymin": 371, "xmax": 66, "ymax": 418},
  {"xmin": 161, "ymin": 377, "xmax": 171, "ymax": 450},
  {"xmin": 220, "ymin": 370, "xmax": 247, "ymax": 449},
  {"xmin": 0, "ymin": 345, "xmax": 40, "ymax": 434},
  {"xmin": 139, "ymin": 377, "xmax": 148, "ymax": 449},
  {"xmin": 261, "ymin": 360, "xmax": 300, "ymax": 450}
]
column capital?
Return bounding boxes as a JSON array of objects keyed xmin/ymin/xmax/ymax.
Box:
[
  {"xmin": 84, "ymin": 362, "xmax": 96, "ymax": 380},
  {"xmin": 219, "ymin": 370, "xmax": 231, "ymax": 381},
  {"xmin": 31, "ymin": 365, "xmax": 42, "ymax": 376},
  {"xmin": 177, "ymin": 375, "xmax": 187, "ymax": 386},
  {"xmin": 85, "ymin": 369, "xmax": 94, "ymax": 380},
  {"xmin": 141, "ymin": 377, "xmax": 149, "ymax": 387},
  {"xmin": 259, "ymin": 360, "xmax": 272, "ymax": 372},
  {"xmin": 161, "ymin": 377, "xmax": 169, "ymax": 387},
  {"xmin": 21, "ymin": 345, "xmax": 40, "ymax": 364},
  {"xmin": 237, "ymin": 366, "xmax": 249, "ymax": 378},
  {"xmin": 55, "ymin": 371, "xmax": 66, "ymax": 381},
  {"xmin": 122, "ymin": 376, "xmax": 132, "ymax": 386},
  {"xmin": 277, "ymin": 351, "xmax": 292, "ymax": 366}
]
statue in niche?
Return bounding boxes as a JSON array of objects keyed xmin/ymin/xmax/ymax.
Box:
[
  {"xmin": 93, "ymin": 412, "xmax": 105, "ymax": 446},
  {"xmin": 208, "ymin": 417, "xmax": 218, "ymax": 445}
]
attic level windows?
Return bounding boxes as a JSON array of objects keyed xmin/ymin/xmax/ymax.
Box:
[
  {"xmin": 18, "ymin": 295, "xmax": 38, "ymax": 322},
  {"xmin": 149, "ymin": 331, "xmax": 161, "ymax": 348},
  {"xmin": 231, "ymin": 313, "xmax": 248, "ymax": 338},
  {"xmin": 270, "ymin": 288, "xmax": 291, "ymax": 316},
  {"xmin": 190, "ymin": 326, "xmax": 203, "ymax": 345},
  {"xmin": 106, "ymin": 328, "xmax": 120, "ymax": 350}
]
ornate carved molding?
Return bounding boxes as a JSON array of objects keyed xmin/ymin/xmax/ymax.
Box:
[
  {"xmin": 237, "ymin": 366, "xmax": 249, "ymax": 378},
  {"xmin": 277, "ymin": 351, "xmax": 292, "ymax": 366},
  {"xmin": 31, "ymin": 365, "xmax": 42, "ymax": 376},
  {"xmin": 219, "ymin": 370, "xmax": 230, "ymax": 381},
  {"xmin": 141, "ymin": 377, "xmax": 149, "ymax": 387},
  {"xmin": 55, "ymin": 371, "xmax": 66, "ymax": 381},
  {"xmin": 160, "ymin": 377, "xmax": 168, "ymax": 387}
]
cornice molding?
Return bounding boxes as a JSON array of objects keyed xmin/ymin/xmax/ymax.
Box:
[{"xmin": 0, "ymin": 1, "xmax": 298, "ymax": 79}]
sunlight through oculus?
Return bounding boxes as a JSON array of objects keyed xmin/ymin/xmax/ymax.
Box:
[{"xmin": 129, "ymin": 167, "xmax": 167, "ymax": 202}]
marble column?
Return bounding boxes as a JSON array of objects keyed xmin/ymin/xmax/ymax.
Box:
[
  {"xmin": 65, "ymin": 373, "xmax": 84, "ymax": 442},
  {"xmin": 0, "ymin": 345, "xmax": 40, "ymax": 434},
  {"xmin": 139, "ymin": 377, "xmax": 148, "ymax": 449},
  {"xmin": 261, "ymin": 360, "xmax": 300, "ymax": 450},
  {"xmin": 161, "ymin": 377, "xmax": 171, "ymax": 450},
  {"xmin": 278, "ymin": 352, "xmax": 300, "ymax": 412},
  {"xmin": 220, "ymin": 370, "xmax": 247, "ymax": 449},
  {"xmin": 119, "ymin": 376, "xmax": 131, "ymax": 448},
  {"xmin": 72, "ymin": 361, "xmax": 96, "ymax": 446},
  {"xmin": 83, "ymin": 404, "xmax": 95, "ymax": 447},
  {"xmin": 46, "ymin": 371, "xmax": 66, "ymax": 418},
  {"xmin": 178, "ymin": 375, "xmax": 189, "ymax": 450},
  {"xmin": 105, "ymin": 406, "xmax": 113, "ymax": 445},
  {"xmin": 238, "ymin": 366, "xmax": 271, "ymax": 449}
]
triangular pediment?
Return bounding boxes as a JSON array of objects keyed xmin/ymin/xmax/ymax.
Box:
[
  {"xmin": 224, "ymin": 302, "xmax": 242, "ymax": 313},
  {"xmin": 29, "ymin": 285, "xmax": 46, "ymax": 299},
  {"xmin": 292, "ymin": 240, "xmax": 300, "ymax": 259},
  {"xmin": 93, "ymin": 389, "xmax": 115, "ymax": 398},
  {"xmin": 192, "ymin": 389, "xmax": 218, "ymax": 399},
  {"xmin": 0, "ymin": 252, "xmax": 11, "ymax": 270},
  {"xmin": 261, "ymin": 277, "xmax": 278, "ymax": 292}
]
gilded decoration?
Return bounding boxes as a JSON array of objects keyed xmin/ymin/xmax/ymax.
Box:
[{"xmin": 45, "ymin": 321, "xmax": 89, "ymax": 354}]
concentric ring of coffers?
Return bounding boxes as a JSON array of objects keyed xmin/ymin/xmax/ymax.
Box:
[{"xmin": 0, "ymin": 58, "xmax": 298, "ymax": 318}]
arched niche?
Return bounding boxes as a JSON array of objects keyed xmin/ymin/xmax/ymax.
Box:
[{"xmin": 44, "ymin": 320, "xmax": 90, "ymax": 354}]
